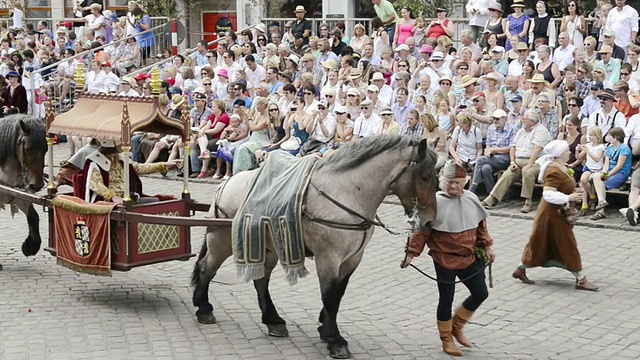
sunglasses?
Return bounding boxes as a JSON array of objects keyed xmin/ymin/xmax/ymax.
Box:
[
  {"xmin": 348, "ymin": 94, "xmax": 357, "ymax": 97},
  {"xmin": 304, "ymin": 92, "xmax": 313, "ymax": 95},
  {"xmin": 473, "ymin": 99, "xmax": 481, "ymax": 103},
  {"xmin": 578, "ymin": 70, "xmax": 588, "ymax": 74},
  {"xmin": 622, "ymin": 72, "xmax": 631, "ymax": 76},
  {"xmin": 568, "ymin": 103, "xmax": 578, "ymax": 107},
  {"xmin": 206, "ymin": 55, "xmax": 213, "ymax": 58},
  {"xmin": 269, "ymin": 108, "xmax": 279, "ymax": 111},
  {"xmin": 398, "ymin": 64, "xmax": 408, "ymax": 67},
  {"xmin": 326, "ymin": 95, "xmax": 334, "ymax": 98},
  {"xmin": 203, "ymin": 82, "xmax": 212, "ymax": 85},
  {"xmin": 458, "ymin": 67, "xmax": 468, "ymax": 71},
  {"xmin": 517, "ymin": 49, "xmax": 527, "ymax": 52},
  {"xmin": 318, "ymin": 107, "xmax": 326, "ymax": 110},
  {"xmin": 440, "ymin": 82, "xmax": 451, "ymax": 86},
  {"xmin": 584, "ymin": 43, "xmax": 593, "ymax": 46},
  {"xmin": 360, "ymin": 106, "xmax": 369, "ymax": 109},
  {"xmin": 382, "ymin": 114, "xmax": 392, "ymax": 117},
  {"xmin": 564, "ymin": 88, "xmax": 573, "ymax": 92},
  {"xmin": 590, "ymin": 87, "xmax": 600, "ymax": 91},
  {"xmin": 335, "ymin": 112, "xmax": 345, "ymax": 115}
]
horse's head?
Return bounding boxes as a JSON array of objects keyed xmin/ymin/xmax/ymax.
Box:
[
  {"xmin": 391, "ymin": 138, "xmax": 438, "ymax": 229},
  {"xmin": 17, "ymin": 119, "xmax": 46, "ymax": 192}
]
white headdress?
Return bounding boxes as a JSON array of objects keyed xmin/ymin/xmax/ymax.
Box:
[{"xmin": 535, "ymin": 140, "xmax": 569, "ymax": 182}]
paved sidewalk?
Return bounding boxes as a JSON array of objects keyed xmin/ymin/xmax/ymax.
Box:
[{"xmin": 0, "ymin": 142, "xmax": 631, "ymax": 359}]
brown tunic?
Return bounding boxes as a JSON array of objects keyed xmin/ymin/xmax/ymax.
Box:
[
  {"xmin": 521, "ymin": 165, "xmax": 582, "ymax": 271},
  {"xmin": 407, "ymin": 220, "xmax": 493, "ymax": 270}
]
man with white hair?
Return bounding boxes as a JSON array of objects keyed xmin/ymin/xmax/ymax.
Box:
[
  {"xmin": 459, "ymin": 29, "xmax": 482, "ymax": 62},
  {"xmin": 469, "ymin": 109, "xmax": 517, "ymax": 194},
  {"xmin": 552, "ymin": 32, "xmax": 576, "ymax": 72},
  {"xmin": 405, "ymin": 37, "xmax": 420, "ymax": 59},
  {"xmin": 353, "ymin": 98, "xmax": 383, "ymax": 138},
  {"xmin": 481, "ymin": 109, "xmax": 551, "ymax": 213},
  {"xmin": 600, "ymin": 29, "xmax": 626, "ymax": 61}
]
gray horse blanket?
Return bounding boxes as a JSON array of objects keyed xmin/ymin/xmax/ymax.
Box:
[{"xmin": 232, "ymin": 151, "xmax": 318, "ymax": 285}]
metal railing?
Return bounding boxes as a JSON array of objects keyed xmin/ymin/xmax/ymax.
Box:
[
  {"xmin": 128, "ymin": 24, "xmax": 259, "ymax": 78},
  {"xmin": 27, "ymin": 18, "xmax": 171, "ymax": 117},
  {"xmin": 261, "ymin": 17, "xmax": 568, "ymax": 50}
]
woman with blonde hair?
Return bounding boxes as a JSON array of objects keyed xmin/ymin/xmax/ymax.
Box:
[
  {"xmin": 449, "ymin": 112, "xmax": 483, "ymax": 173},
  {"xmin": 422, "ymin": 112, "xmax": 448, "ymax": 169},
  {"xmin": 261, "ymin": 43, "xmax": 279, "ymax": 69},
  {"xmin": 345, "ymin": 88, "xmax": 362, "ymax": 119},
  {"xmin": 350, "ymin": 24, "xmax": 371, "ymax": 54}
]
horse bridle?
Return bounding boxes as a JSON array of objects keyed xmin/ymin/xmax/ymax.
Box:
[
  {"xmin": 303, "ymin": 144, "xmax": 427, "ymax": 234},
  {"xmin": 15, "ymin": 134, "xmax": 30, "ymax": 189}
]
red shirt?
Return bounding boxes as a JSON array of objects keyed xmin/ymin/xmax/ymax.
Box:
[
  {"xmin": 615, "ymin": 97, "xmax": 640, "ymax": 122},
  {"xmin": 207, "ymin": 112, "xmax": 230, "ymax": 139},
  {"xmin": 426, "ymin": 19, "xmax": 451, "ymax": 39}
]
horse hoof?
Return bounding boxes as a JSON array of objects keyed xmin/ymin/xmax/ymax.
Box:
[
  {"xmin": 196, "ymin": 311, "xmax": 217, "ymax": 324},
  {"xmin": 328, "ymin": 345, "xmax": 351, "ymax": 359},
  {"xmin": 22, "ymin": 236, "xmax": 41, "ymax": 257},
  {"xmin": 267, "ymin": 324, "xmax": 289, "ymax": 337}
]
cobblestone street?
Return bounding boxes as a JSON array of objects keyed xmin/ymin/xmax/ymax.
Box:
[{"xmin": 1, "ymin": 144, "xmax": 639, "ymax": 359}]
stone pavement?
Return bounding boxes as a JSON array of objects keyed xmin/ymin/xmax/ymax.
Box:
[{"xmin": 0, "ymin": 143, "xmax": 639, "ymax": 359}]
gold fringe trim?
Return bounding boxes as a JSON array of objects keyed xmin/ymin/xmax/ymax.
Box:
[
  {"xmin": 51, "ymin": 195, "xmax": 116, "ymax": 215},
  {"xmin": 57, "ymin": 258, "xmax": 111, "ymax": 276}
]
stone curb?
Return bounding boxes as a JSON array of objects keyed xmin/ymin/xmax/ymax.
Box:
[{"xmin": 381, "ymin": 199, "xmax": 640, "ymax": 233}]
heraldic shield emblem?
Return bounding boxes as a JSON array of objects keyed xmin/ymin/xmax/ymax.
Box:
[
  {"xmin": 53, "ymin": 195, "xmax": 116, "ymax": 276},
  {"xmin": 74, "ymin": 217, "xmax": 90, "ymax": 257}
]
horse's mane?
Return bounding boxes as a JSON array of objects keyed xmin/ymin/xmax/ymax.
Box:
[
  {"xmin": 0, "ymin": 114, "xmax": 47, "ymax": 167},
  {"xmin": 317, "ymin": 135, "xmax": 436, "ymax": 172}
]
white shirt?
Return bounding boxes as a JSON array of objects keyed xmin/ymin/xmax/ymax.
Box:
[
  {"xmin": 11, "ymin": 8, "xmax": 23, "ymax": 29},
  {"xmin": 118, "ymin": 88, "xmax": 140, "ymax": 97},
  {"xmin": 587, "ymin": 107, "xmax": 627, "ymax": 137},
  {"xmin": 606, "ymin": 5, "xmax": 639, "ymax": 49},
  {"xmin": 378, "ymin": 84, "xmax": 394, "ymax": 108},
  {"xmin": 87, "ymin": 70, "xmax": 106, "ymax": 94},
  {"xmin": 245, "ymin": 65, "xmax": 266, "ymax": 89},
  {"xmin": 103, "ymin": 72, "xmax": 120, "ymax": 92},
  {"xmin": 304, "ymin": 100, "xmax": 320, "ymax": 115},
  {"xmin": 584, "ymin": 143, "xmax": 606, "ymax": 172},
  {"xmin": 353, "ymin": 113, "xmax": 383, "ymax": 138},
  {"xmin": 512, "ymin": 123, "xmax": 551, "ymax": 158},
  {"xmin": 310, "ymin": 115, "xmax": 337, "ymax": 143},
  {"xmin": 508, "ymin": 59, "xmax": 525, "ymax": 77},
  {"xmin": 126, "ymin": 13, "xmax": 137, "ymax": 36},
  {"xmin": 552, "ymin": 44, "xmax": 576, "ymax": 72},
  {"xmin": 465, "ymin": 0, "xmax": 491, "ymax": 27},
  {"xmin": 451, "ymin": 125, "xmax": 482, "ymax": 162},
  {"xmin": 85, "ymin": 14, "xmax": 106, "ymax": 39},
  {"xmin": 625, "ymin": 114, "xmax": 640, "ymax": 146}
]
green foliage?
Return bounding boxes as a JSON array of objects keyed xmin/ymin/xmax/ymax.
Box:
[
  {"xmin": 392, "ymin": 0, "xmax": 453, "ymax": 18},
  {"xmin": 140, "ymin": 0, "xmax": 178, "ymax": 18}
]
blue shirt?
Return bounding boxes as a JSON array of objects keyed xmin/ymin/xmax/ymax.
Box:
[
  {"xmin": 135, "ymin": 15, "xmax": 155, "ymax": 49},
  {"xmin": 486, "ymin": 123, "xmax": 517, "ymax": 159},
  {"xmin": 605, "ymin": 143, "xmax": 632, "ymax": 177}
]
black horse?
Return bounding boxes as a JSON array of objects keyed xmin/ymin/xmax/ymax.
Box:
[{"xmin": 0, "ymin": 114, "xmax": 47, "ymax": 270}]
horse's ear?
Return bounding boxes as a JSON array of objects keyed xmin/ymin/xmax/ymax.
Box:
[
  {"xmin": 418, "ymin": 138, "xmax": 428, "ymax": 159},
  {"xmin": 19, "ymin": 119, "xmax": 30, "ymax": 135}
]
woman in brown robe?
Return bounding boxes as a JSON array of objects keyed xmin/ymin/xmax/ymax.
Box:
[{"xmin": 512, "ymin": 140, "xmax": 599, "ymax": 291}]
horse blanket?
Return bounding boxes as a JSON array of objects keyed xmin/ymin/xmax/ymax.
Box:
[
  {"xmin": 232, "ymin": 151, "xmax": 318, "ymax": 285},
  {"xmin": 53, "ymin": 195, "xmax": 117, "ymax": 276}
]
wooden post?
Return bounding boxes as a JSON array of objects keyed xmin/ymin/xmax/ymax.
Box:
[
  {"xmin": 121, "ymin": 100, "xmax": 132, "ymax": 204},
  {"xmin": 180, "ymin": 99, "xmax": 190, "ymax": 197},
  {"xmin": 45, "ymin": 91, "xmax": 57, "ymax": 196}
]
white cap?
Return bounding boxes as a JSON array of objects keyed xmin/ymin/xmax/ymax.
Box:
[
  {"xmin": 491, "ymin": 46, "xmax": 505, "ymax": 53},
  {"xmin": 334, "ymin": 105, "xmax": 348, "ymax": 114}
]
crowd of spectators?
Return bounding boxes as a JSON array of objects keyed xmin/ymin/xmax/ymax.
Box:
[{"xmin": 51, "ymin": 0, "xmax": 640, "ymax": 225}]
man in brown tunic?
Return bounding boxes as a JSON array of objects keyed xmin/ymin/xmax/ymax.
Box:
[{"xmin": 401, "ymin": 163, "xmax": 495, "ymax": 357}]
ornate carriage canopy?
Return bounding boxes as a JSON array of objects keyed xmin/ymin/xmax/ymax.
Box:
[{"xmin": 47, "ymin": 94, "xmax": 189, "ymax": 143}]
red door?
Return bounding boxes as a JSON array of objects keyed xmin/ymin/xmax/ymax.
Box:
[{"xmin": 202, "ymin": 12, "xmax": 237, "ymax": 48}]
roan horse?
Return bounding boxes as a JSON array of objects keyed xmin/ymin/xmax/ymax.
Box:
[
  {"xmin": 191, "ymin": 136, "xmax": 439, "ymax": 358},
  {"xmin": 0, "ymin": 114, "xmax": 47, "ymax": 271}
]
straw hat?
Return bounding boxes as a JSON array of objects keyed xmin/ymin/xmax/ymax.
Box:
[
  {"xmin": 511, "ymin": 0, "xmax": 525, "ymax": 8},
  {"xmin": 371, "ymin": 72, "xmax": 385, "ymax": 81},
  {"xmin": 349, "ymin": 69, "xmax": 363, "ymax": 79},
  {"xmin": 170, "ymin": 94, "xmax": 185, "ymax": 110},
  {"xmin": 321, "ymin": 59, "xmax": 337, "ymax": 70},
  {"xmin": 527, "ymin": 74, "xmax": 547, "ymax": 83},
  {"xmin": 460, "ymin": 75, "xmax": 477, "ymax": 87},
  {"xmin": 485, "ymin": 72, "xmax": 500, "ymax": 82},
  {"xmin": 294, "ymin": 5, "xmax": 307, "ymax": 13}
]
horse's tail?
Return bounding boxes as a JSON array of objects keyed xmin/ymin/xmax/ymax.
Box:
[{"xmin": 190, "ymin": 227, "xmax": 213, "ymax": 288}]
